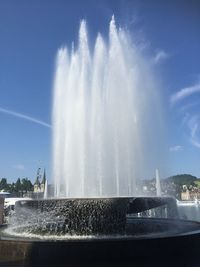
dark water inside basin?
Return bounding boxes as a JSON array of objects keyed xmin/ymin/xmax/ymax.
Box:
[
  {"xmin": 2, "ymin": 217, "xmax": 200, "ymax": 241},
  {"xmin": 1, "ymin": 218, "xmax": 200, "ymax": 267}
]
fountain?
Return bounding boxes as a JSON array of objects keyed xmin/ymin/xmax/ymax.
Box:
[
  {"xmin": 52, "ymin": 16, "xmax": 165, "ymax": 198},
  {"xmin": 1, "ymin": 17, "xmax": 200, "ymax": 266}
]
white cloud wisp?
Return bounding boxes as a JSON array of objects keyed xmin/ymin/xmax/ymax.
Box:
[
  {"xmin": 169, "ymin": 145, "xmax": 183, "ymax": 152},
  {"xmin": 188, "ymin": 116, "xmax": 200, "ymax": 148},
  {"xmin": 12, "ymin": 164, "xmax": 25, "ymax": 170},
  {"xmin": 0, "ymin": 107, "xmax": 51, "ymax": 128},
  {"xmin": 153, "ymin": 50, "xmax": 170, "ymax": 64},
  {"xmin": 170, "ymin": 82, "xmax": 200, "ymax": 105}
]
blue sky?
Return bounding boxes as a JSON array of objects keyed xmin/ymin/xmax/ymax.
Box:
[{"xmin": 0, "ymin": 0, "xmax": 200, "ymax": 182}]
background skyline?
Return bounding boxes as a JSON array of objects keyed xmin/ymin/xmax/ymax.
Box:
[{"xmin": 0, "ymin": 0, "xmax": 200, "ymax": 182}]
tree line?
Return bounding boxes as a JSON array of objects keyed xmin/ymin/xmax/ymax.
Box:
[
  {"xmin": 0, "ymin": 177, "xmax": 33, "ymax": 194},
  {"xmin": 166, "ymin": 174, "xmax": 199, "ymax": 186}
]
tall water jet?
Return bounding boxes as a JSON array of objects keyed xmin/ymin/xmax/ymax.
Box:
[
  {"xmin": 52, "ymin": 17, "xmax": 165, "ymax": 198},
  {"xmin": 156, "ymin": 168, "xmax": 162, "ymax": 196},
  {"xmin": 44, "ymin": 179, "xmax": 48, "ymax": 199}
]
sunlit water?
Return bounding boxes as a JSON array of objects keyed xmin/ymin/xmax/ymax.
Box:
[
  {"xmin": 52, "ymin": 16, "xmax": 165, "ymax": 198},
  {"xmin": 178, "ymin": 201, "xmax": 200, "ymax": 221}
]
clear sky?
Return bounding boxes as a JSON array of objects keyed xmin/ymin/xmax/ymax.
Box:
[{"xmin": 0, "ymin": 0, "xmax": 200, "ymax": 182}]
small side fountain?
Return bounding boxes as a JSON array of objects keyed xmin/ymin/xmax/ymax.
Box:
[{"xmin": 156, "ymin": 168, "xmax": 162, "ymax": 196}]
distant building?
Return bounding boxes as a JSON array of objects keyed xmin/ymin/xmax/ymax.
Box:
[
  {"xmin": 40, "ymin": 169, "xmax": 46, "ymax": 193},
  {"xmin": 0, "ymin": 192, "xmax": 11, "ymax": 197},
  {"xmin": 181, "ymin": 189, "xmax": 190, "ymax": 200},
  {"xmin": 181, "ymin": 188, "xmax": 200, "ymax": 201},
  {"xmin": 34, "ymin": 168, "xmax": 41, "ymax": 193},
  {"xmin": 0, "ymin": 197, "xmax": 4, "ymax": 225},
  {"xmin": 34, "ymin": 168, "xmax": 46, "ymax": 193}
]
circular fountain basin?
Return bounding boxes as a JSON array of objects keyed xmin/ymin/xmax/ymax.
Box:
[
  {"xmin": 1, "ymin": 218, "xmax": 200, "ymax": 266},
  {"xmin": 11, "ymin": 197, "xmax": 179, "ymax": 236},
  {"xmin": 1, "ymin": 197, "xmax": 200, "ymax": 266}
]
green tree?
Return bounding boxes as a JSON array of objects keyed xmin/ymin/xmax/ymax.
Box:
[
  {"xmin": 9, "ymin": 182, "xmax": 15, "ymax": 193},
  {"xmin": 26, "ymin": 179, "xmax": 33, "ymax": 191},
  {"xmin": 21, "ymin": 178, "xmax": 33, "ymax": 192},
  {"xmin": 15, "ymin": 178, "xmax": 22, "ymax": 192},
  {"xmin": 0, "ymin": 178, "xmax": 8, "ymax": 191},
  {"xmin": 167, "ymin": 174, "xmax": 198, "ymax": 186}
]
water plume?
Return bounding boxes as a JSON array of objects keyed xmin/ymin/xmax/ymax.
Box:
[{"xmin": 52, "ymin": 17, "xmax": 165, "ymax": 198}]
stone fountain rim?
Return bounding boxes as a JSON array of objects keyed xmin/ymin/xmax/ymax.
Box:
[{"xmin": 15, "ymin": 196, "xmax": 175, "ymax": 201}]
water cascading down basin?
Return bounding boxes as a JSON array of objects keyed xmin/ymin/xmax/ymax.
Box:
[{"xmin": 1, "ymin": 197, "xmax": 200, "ymax": 267}]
